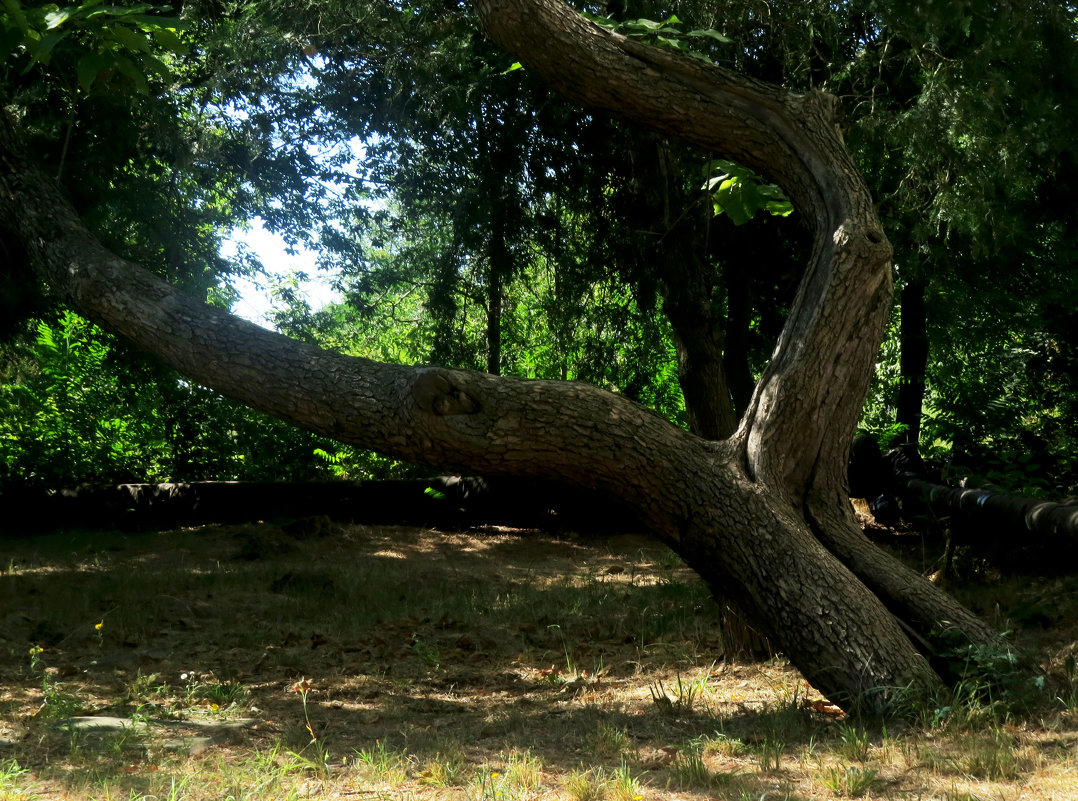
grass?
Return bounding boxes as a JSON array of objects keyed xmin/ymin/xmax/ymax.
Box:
[{"xmin": 0, "ymin": 521, "xmax": 1076, "ymax": 800}]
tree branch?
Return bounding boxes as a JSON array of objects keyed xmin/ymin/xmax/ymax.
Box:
[
  {"xmin": 474, "ymin": 0, "xmax": 893, "ymax": 500},
  {"xmin": 0, "ymin": 109, "xmax": 708, "ymax": 540}
]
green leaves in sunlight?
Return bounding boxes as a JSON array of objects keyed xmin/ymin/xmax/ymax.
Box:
[
  {"xmin": 582, "ymin": 13, "xmax": 731, "ymax": 62},
  {"xmin": 1, "ymin": 0, "xmax": 187, "ymax": 94},
  {"xmin": 0, "ymin": 312, "xmax": 378, "ymax": 487},
  {"xmin": 704, "ymin": 160, "xmax": 794, "ymax": 225}
]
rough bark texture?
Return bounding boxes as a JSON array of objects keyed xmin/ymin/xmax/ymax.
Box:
[{"xmin": 0, "ymin": 0, "xmax": 1008, "ymax": 711}]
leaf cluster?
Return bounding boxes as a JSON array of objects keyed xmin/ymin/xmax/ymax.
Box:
[
  {"xmin": 582, "ymin": 12, "xmax": 730, "ymax": 62},
  {"xmin": 2, "ymin": 0, "xmax": 187, "ymax": 95}
]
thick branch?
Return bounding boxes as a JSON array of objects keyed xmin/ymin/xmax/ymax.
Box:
[
  {"xmin": 0, "ymin": 110, "xmax": 701, "ymax": 539},
  {"xmin": 475, "ymin": 0, "xmax": 893, "ymax": 499}
]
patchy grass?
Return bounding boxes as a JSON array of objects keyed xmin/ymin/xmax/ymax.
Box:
[{"xmin": 0, "ymin": 521, "xmax": 1076, "ymax": 800}]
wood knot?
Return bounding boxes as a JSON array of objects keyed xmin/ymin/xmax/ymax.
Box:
[{"xmin": 411, "ymin": 371, "xmax": 480, "ymax": 417}]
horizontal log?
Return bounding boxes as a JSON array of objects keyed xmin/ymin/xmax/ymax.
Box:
[
  {"xmin": 0, "ymin": 477, "xmax": 642, "ymax": 535},
  {"xmin": 900, "ymin": 477, "xmax": 1078, "ymax": 544}
]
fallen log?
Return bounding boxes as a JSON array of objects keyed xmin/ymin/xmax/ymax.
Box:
[
  {"xmin": 899, "ymin": 478, "xmax": 1078, "ymax": 545},
  {"xmin": 0, "ymin": 477, "xmax": 642, "ymax": 535}
]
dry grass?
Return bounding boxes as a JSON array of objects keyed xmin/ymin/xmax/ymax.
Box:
[{"xmin": 0, "ymin": 521, "xmax": 1076, "ymax": 800}]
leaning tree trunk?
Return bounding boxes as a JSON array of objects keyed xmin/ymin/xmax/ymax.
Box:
[{"xmin": 0, "ymin": 0, "xmax": 1005, "ymax": 711}]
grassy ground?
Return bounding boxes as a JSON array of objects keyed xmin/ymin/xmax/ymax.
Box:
[{"xmin": 1, "ymin": 519, "xmax": 1077, "ymax": 800}]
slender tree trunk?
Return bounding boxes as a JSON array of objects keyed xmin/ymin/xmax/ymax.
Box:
[
  {"xmin": 1, "ymin": 0, "xmax": 1011, "ymax": 711},
  {"xmin": 633, "ymin": 139, "xmax": 738, "ymax": 439},
  {"xmin": 481, "ymin": 111, "xmax": 519, "ymax": 376},
  {"xmin": 723, "ymin": 263, "xmax": 755, "ymax": 418},
  {"xmin": 485, "ymin": 250, "xmax": 504, "ymax": 376},
  {"xmin": 897, "ymin": 277, "xmax": 928, "ymax": 448}
]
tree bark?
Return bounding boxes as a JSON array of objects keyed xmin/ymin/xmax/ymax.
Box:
[{"xmin": 1, "ymin": 0, "xmax": 1008, "ymax": 711}]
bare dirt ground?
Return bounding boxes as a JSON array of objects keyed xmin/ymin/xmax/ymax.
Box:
[{"xmin": 1, "ymin": 519, "xmax": 1077, "ymax": 800}]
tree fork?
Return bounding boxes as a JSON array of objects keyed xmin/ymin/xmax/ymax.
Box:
[
  {"xmin": 1, "ymin": 0, "xmax": 1012, "ymax": 711},
  {"xmin": 0, "ymin": 124, "xmax": 949, "ymax": 707}
]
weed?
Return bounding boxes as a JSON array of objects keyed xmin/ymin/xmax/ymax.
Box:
[
  {"xmin": 702, "ymin": 731, "xmax": 748, "ymax": 758},
  {"xmin": 959, "ymin": 727, "xmax": 1028, "ymax": 780},
  {"xmin": 836, "ymin": 724, "xmax": 871, "ymax": 762},
  {"xmin": 606, "ymin": 762, "xmax": 646, "ymax": 801},
  {"xmin": 288, "ymin": 740, "xmax": 334, "ymax": 778},
  {"xmin": 26, "ymin": 646, "xmax": 83, "ymax": 719},
  {"xmin": 290, "ymin": 678, "xmax": 317, "ymax": 744},
  {"xmin": 669, "ymin": 744, "xmax": 711, "ymax": 789},
  {"xmin": 648, "ymin": 668, "xmax": 712, "ymax": 716},
  {"xmin": 1055, "ymin": 653, "xmax": 1078, "ymax": 710},
  {"xmin": 0, "ymin": 758, "xmax": 28, "ymax": 790},
  {"xmin": 417, "ymin": 746, "xmax": 466, "ymax": 787},
  {"xmin": 565, "ymin": 767, "xmax": 608, "ymax": 801},
  {"xmin": 162, "ymin": 775, "xmax": 189, "ymax": 801},
  {"xmin": 411, "ymin": 632, "xmax": 442, "ymax": 670},
  {"xmin": 760, "ymin": 691, "xmax": 816, "ymax": 739},
  {"xmin": 474, "ymin": 752, "xmax": 544, "ymax": 800},
  {"xmin": 354, "ymin": 740, "xmax": 411, "ymax": 786},
  {"xmin": 819, "ymin": 764, "xmax": 878, "ymax": 797},
  {"xmin": 185, "ymin": 676, "xmax": 249, "ymax": 712},
  {"xmin": 756, "ymin": 735, "xmax": 784, "ymax": 772},
  {"xmin": 547, "ymin": 623, "xmax": 579, "ymax": 675},
  {"xmin": 940, "ymin": 788, "xmax": 987, "ymax": 801},
  {"xmin": 592, "ymin": 722, "xmax": 632, "ymax": 759},
  {"xmin": 932, "ymin": 635, "xmax": 1046, "ymax": 725}
]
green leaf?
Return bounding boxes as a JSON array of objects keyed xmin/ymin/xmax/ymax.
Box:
[
  {"xmin": 111, "ymin": 52, "xmax": 147, "ymax": 93},
  {"xmin": 2, "ymin": 0, "xmax": 30, "ymax": 33},
  {"xmin": 108, "ymin": 22, "xmax": 149, "ymax": 52},
  {"xmin": 84, "ymin": 4, "xmax": 153, "ymax": 19},
  {"xmin": 502, "ymin": 61, "xmax": 522, "ymax": 74},
  {"xmin": 130, "ymin": 13, "xmax": 184, "ymax": 30},
  {"xmin": 44, "ymin": 8, "xmax": 72, "ymax": 29},
  {"xmin": 763, "ymin": 198, "xmax": 794, "ymax": 217},
  {"xmin": 686, "ymin": 28, "xmax": 732, "ymax": 44},
  {"xmin": 151, "ymin": 25, "xmax": 186, "ymax": 54},
  {"xmin": 23, "ymin": 27, "xmax": 66, "ymax": 64},
  {"xmin": 76, "ymin": 50, "xmax": 111, "ymax": 91},
  {"xmin": 140, "ymin": 51, "xmax": 167, "ymax": 76}
]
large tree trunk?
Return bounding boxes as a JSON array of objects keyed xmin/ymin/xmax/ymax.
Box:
[{"xmin": 1, "ymin": 0, "xmax": 1005, "ymax": 711}]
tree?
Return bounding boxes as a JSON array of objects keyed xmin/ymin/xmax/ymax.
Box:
[
  {"xmin": 840, "ymin": 0, "xmax": 1078, "ymax": 481},
  {"xmin": 1, "ymin": 0, "xmax": 1007, "ymax": 711}
]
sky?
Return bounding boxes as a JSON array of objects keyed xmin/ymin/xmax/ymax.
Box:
[{"xmin": 221, "ymin": 220, "xmax": 342, "ymax": 328}]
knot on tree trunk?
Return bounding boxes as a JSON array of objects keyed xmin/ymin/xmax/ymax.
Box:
[{"xmin": 412, "ymin": 371, "xmax": 480, "ymax": 416}]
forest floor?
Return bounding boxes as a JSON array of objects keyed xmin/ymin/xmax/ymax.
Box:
[{"xmin": 1, "ymin": 515, "xmax": 1078, "ymax": 800}]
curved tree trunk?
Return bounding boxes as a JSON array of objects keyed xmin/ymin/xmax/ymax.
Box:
[{"xmin": 1, "ymin": 0, "xmax": 1007, "ymax": 711}]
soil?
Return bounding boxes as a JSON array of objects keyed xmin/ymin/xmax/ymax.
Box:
[{"xmin": 1, "ymin": 518, "xmax": 1077, "ymax": 800}]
